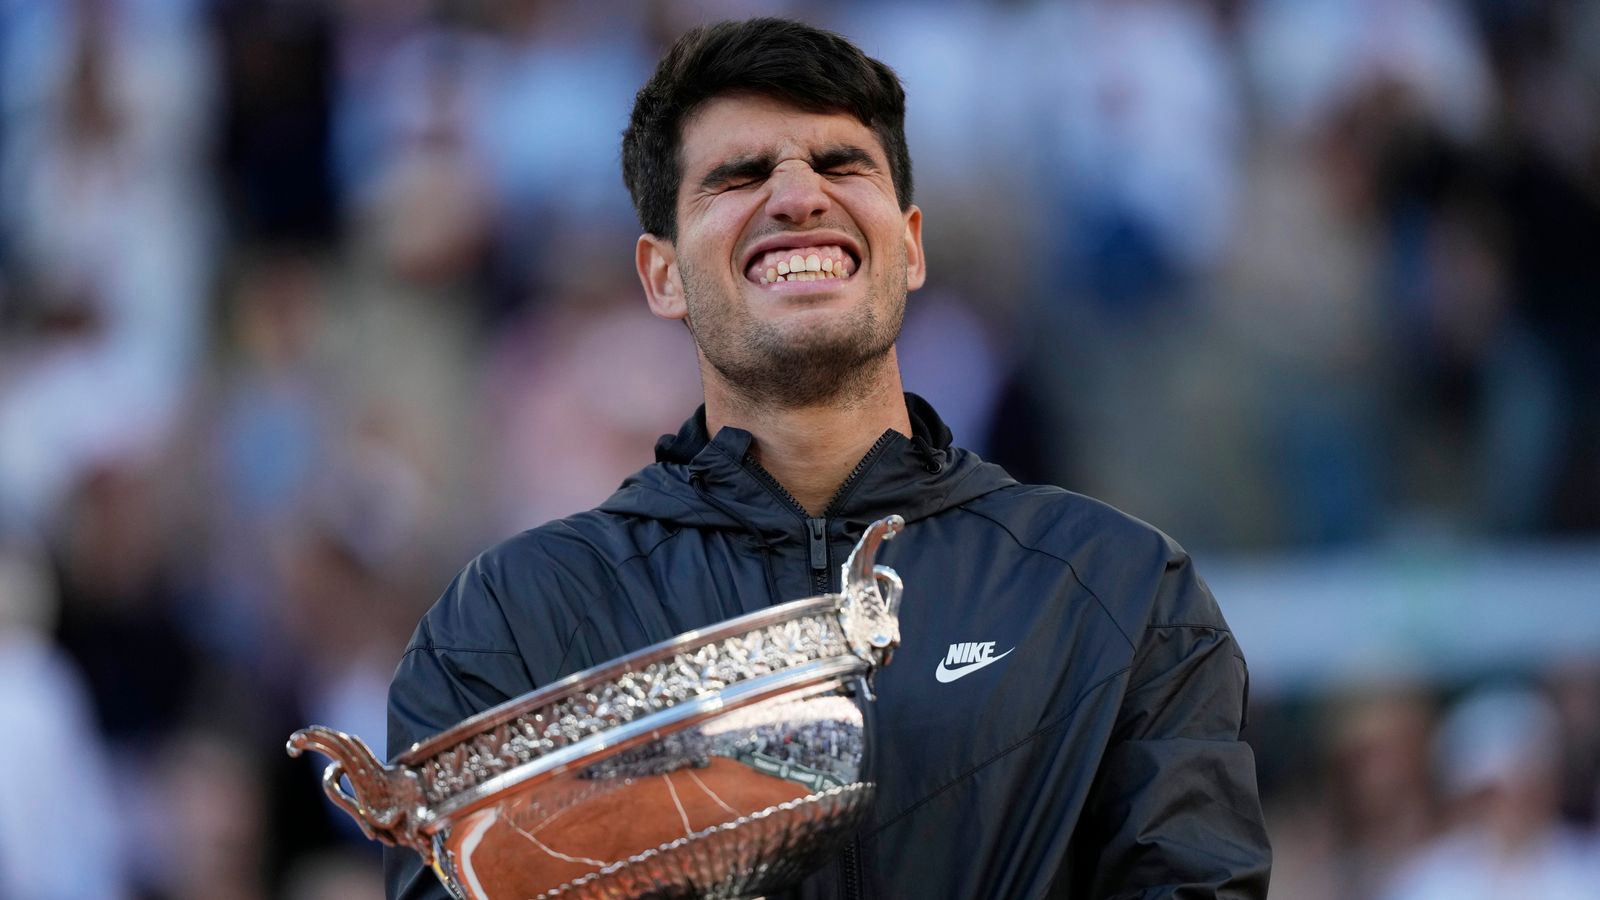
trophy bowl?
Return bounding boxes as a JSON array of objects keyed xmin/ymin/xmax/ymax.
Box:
[{"xmin": 288, "ymin": 516, "xmax": 906, "ymax": 900}]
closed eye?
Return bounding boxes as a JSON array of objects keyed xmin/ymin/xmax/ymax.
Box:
[
  {"xmin": 699, "ymin": 145, "xmax": 879, "ymax": 192},
  {"xmin": 701, "ymin": 154, "xmax": 775, "ymax": 193},
  {"xmin": 812, "ymin": 146, "xmax": 878, "ymax": 178}
]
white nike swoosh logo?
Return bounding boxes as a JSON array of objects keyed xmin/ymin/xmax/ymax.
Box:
[{"xmin": 934, "ymin": 648, "xmax": 1014, "ymax": 683}]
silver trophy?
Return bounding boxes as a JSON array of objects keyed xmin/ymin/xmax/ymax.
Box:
[{"xmin": 288, "ymin": 515, "xmax": 906, "ymax": 899}]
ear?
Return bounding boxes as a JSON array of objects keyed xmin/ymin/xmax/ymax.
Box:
[
  {"xmin": 637, "ymin": 234, "xmax": 686, "ymax": 320},
  {"xmin": 902, "ymin": 205, "xmax": 927, "ymax": 292}
]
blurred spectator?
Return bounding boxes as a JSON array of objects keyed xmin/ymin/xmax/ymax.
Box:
[
  {"xmin": 1380, "ymin": 686, "xmax": 1600, "ymax": 899},
  {"xmin": 276, "ymin": 425, "xmax": 433, "ymax": 774},
  {"xmin": 348, "ymin": 29, "xmax": 495, "ymax": 288},
  {"xmin": 1326, "ymin": 688, "xmax": 1440, "ymax": 898},
  {"xmin": 213, "ymin": 0, "xmax": 338, "ymax": 242},
  {"xmin": 1000, "ymin": 0, "xmax": 1254, "ymax": 544},
  {"xmin": 1041, "ymin": 0, "xmax": 1245, "ymax": 310},
  {"xmin": 896, "ymin": 290, "xmax": 1006, "ymax": 458},
  {"xmin": 191, "ymin": 250, "xmax": 336, "ymax": 674},
  {"xmin": 1206, "ymin": 109, "xmax": 1390, "ymax": 546},
  {"xmin": 1547, "ymin": 663, "xmax": 1600, "ymax": 828},
  {"xmin": 484, "ymin": 284, "xmax": 702, "ymax": 531},
  {"xmin": 1479, "ymin": 0, "xmax": 1600, "ymax": 533},
  {"xmin": 328, "ymin": 0, "xmax": 431, "ymax": 208},
  {"xmin": 142, "ymin": 730, "xmax": 270, "ymax": 900},
  {"xmin": 0, "ymin": 538, "xmax": 127, "ymax": 899},
  {"xmin": 0, "ymin": 0, "xmax": 216, "ymax": 530},
  {"xmin": 832, "ymin": 1, "xmax": 1042, "ymax": 311},
  {"xmin": 474, "ymin": 2, "xmax": 651, "ymax": 310},
  {"xmin": 50, "ymin": 464, "xmax": 202, "ymax": 749},
  {"xmin": 1244, "ymin": 0, "xmax": 1492, "ymax": 141}
]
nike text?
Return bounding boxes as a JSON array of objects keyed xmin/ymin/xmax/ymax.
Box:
[
  {"xmin": 945, "ymin": 642, "xmax": 996, "ymax": 666},
  {"xmin": 935, "ymin": 642, "xmax": 1014, "ymax": 683}
]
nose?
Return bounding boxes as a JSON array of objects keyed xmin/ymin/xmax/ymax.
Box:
[{"xmin": 762, "ymin": 161, "xmax": 831, "ymax": 225}]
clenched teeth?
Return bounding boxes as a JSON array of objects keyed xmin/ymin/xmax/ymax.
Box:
[{"xmin": 751, "ymin": 244, "xmax": 856, "ymax": 284}]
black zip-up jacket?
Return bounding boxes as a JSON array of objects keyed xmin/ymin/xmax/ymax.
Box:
[{"xmin": 385, "ymin": 395, "xmax": 1271, "ymax": 899}]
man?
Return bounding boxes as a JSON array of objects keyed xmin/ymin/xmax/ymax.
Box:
[{"xmin": 387, "ymin": 18, "xmax": 1270, "ymax": 899}]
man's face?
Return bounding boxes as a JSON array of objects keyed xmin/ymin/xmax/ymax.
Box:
[{"xmin": 637, "ymin": 93, "xmax": 925, "ymax": 408}]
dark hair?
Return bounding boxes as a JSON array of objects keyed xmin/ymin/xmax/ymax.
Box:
[{"xmin": 622, "ymin": 18, "xmax": 913, "ymax": 239}]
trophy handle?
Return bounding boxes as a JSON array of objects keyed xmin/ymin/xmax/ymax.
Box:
[
  {"xmin": 287, "ymin": 725, "xmax": 433, "ymax": 861},
  {"xmin": 839, "ymin": 515, "xmax": 905, "ymax": 668}
]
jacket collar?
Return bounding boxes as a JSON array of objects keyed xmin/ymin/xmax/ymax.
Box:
[
  {"xmin": 610, "ymin": 394, "xmax": 1012, "ymax": 537},
  {"xmin": 652, "ymin": 392, "xmax": 953, "ymax": 466}
]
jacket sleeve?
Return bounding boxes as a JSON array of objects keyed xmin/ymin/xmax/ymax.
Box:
[
  {"xmin": 383, "ymin": 558, "xmax": 540, "ymax": 900},
  {"xmin": 1065, "ymin": 552, "xmax": 1272, "ymax": 899}
]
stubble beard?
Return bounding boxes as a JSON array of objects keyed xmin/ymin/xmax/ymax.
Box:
[{"xmin": 680, "ymin": 254, "xmax": 906, "ymax": 411}]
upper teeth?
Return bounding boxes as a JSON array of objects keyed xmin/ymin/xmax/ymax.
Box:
[{"xmin": 753, "ymin": 245, "xmax": 854, "ymax": 284}]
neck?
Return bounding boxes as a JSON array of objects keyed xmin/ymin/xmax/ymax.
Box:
[{"xmin": 703, "ymin": 351, "xmax": 911, "ymax": 517}]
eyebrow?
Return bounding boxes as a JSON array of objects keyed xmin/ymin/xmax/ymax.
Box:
[{"xmin": 697, "ymin": 143, "xmax": 880, "ymax": 191}]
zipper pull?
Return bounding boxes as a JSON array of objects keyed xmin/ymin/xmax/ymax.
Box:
[{"xmin": 807, "ymin": 517, "xmax": 829, "ymax": 578}]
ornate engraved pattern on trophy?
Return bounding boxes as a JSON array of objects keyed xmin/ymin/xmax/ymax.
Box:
[{"xmin": 418, "ymin": 615, "xmax": 849, "ymax": 804}]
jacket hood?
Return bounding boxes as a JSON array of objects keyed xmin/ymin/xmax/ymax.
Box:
[{"xmin": 598, "ymin": 394, "xmax": 1015, "ymax": 540}]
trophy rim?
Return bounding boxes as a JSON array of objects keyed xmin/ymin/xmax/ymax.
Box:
[
  {"xmin": 397, "ymin": 593, "xmax": 844, "ymax": 766},
  {"xmin": 421, "ymin": 653, "xmax": 869, "ymax": 827}
]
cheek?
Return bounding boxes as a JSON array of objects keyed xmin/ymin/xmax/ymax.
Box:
[
  {"xmin": 686, "ymin": 199, "xmax": 756, "ymax": 267},
  {"xmin": 837, "ymin": 190, "xmax": 905, "ymax": 247}
]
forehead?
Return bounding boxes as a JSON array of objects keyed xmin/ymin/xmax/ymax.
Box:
[{"xmin": 677, "ymin": 94, "xmax": 887, "ymax": 175}]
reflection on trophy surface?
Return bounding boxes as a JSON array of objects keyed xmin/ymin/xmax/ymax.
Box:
[{"xmin": 288, "ymin": 515, "xmax": 906, "ymax": 900}]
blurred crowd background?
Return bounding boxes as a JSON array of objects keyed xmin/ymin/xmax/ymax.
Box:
[{"xmin": 1, "ymin": 0, "xmax": 1598, "ymax": 897}]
